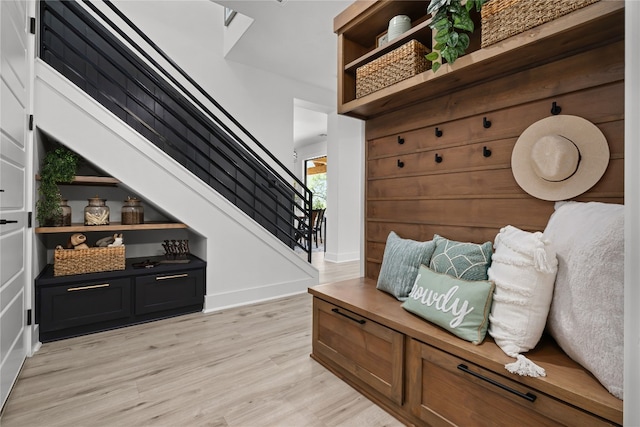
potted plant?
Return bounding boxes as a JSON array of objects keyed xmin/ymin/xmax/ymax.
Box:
[
  {"xmin": 426, "ymin": 0, "xmax": 486, "ymax": 73},
  {"xmin": 36, "ymin": 146, "xmax": 79, "ymax": 226}
]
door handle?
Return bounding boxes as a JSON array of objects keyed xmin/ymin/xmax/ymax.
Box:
[{"xmin": 0, "ymin": 219, "xmax": 18, "ymax": 225}]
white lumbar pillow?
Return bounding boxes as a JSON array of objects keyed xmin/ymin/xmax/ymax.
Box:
[{"xmin": 487, "ymin": 225, "xmax": 558, "ymax": 377}]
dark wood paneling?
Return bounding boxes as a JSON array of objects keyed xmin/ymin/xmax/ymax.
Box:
[
  {"xmin": 364, "ymin": 42, "xmax": 625, "ymax": 281},
  {"xmin": 365, "ymin": 41, "xmax": 625, "ymax": 140}
]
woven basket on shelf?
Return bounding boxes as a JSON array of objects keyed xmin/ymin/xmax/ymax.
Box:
[
  {"xmin": 481, "ymin": 0, "xmax": 600, "ymax": 48},
  {"xmin": 54, "ymin": 246, "xmax": 126, "ymax": 276},
  {"xmin": 356, "ymin": 40, "xmax": 430, "ymax": 99}
]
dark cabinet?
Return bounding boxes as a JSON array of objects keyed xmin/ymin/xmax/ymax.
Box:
[
  {"xmin": 39, "ymin": 278, "xmax": 131, "ymax": 333},
  {"xmin": 36, "ymin": 255, "xmax": 206, "ymax": 342},
  {"xmin": 135, "ymin": 270, "xmax": 204, "ymax": 315}
]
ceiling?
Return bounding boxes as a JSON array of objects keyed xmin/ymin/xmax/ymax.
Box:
[{"xmin": 211, "ymin": 0, "xmax": 356, "ymax": 149}]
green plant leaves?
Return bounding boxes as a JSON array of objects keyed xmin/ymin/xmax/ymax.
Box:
[
  {"xmin": 426, "ymin": 0, "xmax": 485, "ymax": 73},
  {"xmin": 427, "ymin": 0, "xmax": 450, "ymax": 16},
  {"xmin": 36, "ymin": 147, "xmax": 79, "ymax": 225}
]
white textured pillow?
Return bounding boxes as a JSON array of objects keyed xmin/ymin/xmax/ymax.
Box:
[
  {"xmin": 487, "ymin": 225, "xmax": 558, "ymax": 377},
  {"xmin": 544, "ymin": 201, "xmax": 624, "ymax": 400}
]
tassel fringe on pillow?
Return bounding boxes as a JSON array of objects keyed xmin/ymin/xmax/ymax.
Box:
[{"xmin": 505, "ymin": 354, "xmax": 546, "ymax": 377}]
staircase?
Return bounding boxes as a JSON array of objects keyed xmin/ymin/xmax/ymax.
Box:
[{"xmin": 34, "ymin": 0, "xmax": 318, "ymax": 310}]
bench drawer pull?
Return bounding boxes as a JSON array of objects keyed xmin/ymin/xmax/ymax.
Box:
[
  {"xmin": 331, "ymin": 308, "xmax": 366, "ymax": 324},
  {"xmin": 457, "ymin": 364, "xmax": 537, "ymax": 402}
]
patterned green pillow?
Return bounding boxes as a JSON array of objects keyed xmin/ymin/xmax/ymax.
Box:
[
  {"xmin": 376, "ymin": 232, "xmax": 436, "ymax": 301},
  {"xmin": 402, "ymin": 265, "xmax": 495, "ymax": 345},
  {"xmin": 429, "ymin": 234, "xmax": 493, "ymax": 280}
]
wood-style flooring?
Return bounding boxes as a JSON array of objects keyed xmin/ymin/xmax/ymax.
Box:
[{"xmin": 1, "ymin": 253, "xmax": 402, "ymax": 427}]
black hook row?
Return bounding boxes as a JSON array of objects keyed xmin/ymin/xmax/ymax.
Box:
[
  {"xmin": 431, "ymin": 102, "xmax": 560, "ymax": 142},
  {"xmin": 397, "ymin": 146, "xmax": 490, "ymax": 167}
]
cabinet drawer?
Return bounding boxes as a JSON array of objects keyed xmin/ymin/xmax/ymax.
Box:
[
  {"xmin": 312, "ymin": 298, "xmax": 404, "ymax": 405},
  {"xmin": 39, "ymin": 278, "xmax": 131, "ymax": 332},
  {"xmin": 135, "ymin": 269, "xmax": 204, "ymax": 315},
  {"xmin": 407, "ymin": 339, "xmax": 617, "ymax": 426}
]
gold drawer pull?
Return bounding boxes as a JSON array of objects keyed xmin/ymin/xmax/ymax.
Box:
[
  {"xmin": 156, "ymin": 273, "xmax": 188, "ymax": 281},
  {"xmin": 67, "ymin": 283, "xmax": 110, "ymax": 292}
]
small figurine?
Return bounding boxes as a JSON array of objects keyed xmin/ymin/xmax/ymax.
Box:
[
  {"xmin": 108, "ymin": 233, "xmax": 124, "ymax": 247},
  {"xmin": 67, "ymin": 233, "xmax": 89, "ymax": 250},
  {"xmin": 95, "ymin": 235, "xmax": 115, "ymax": 247}
]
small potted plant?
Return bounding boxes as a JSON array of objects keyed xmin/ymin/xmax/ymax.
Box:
[
  {"xmin": 426, "ymin": 0, "xmax": 486, "ymax": 73},
  {"xmin": 36, "ymin": 146, "xmax": 79, "ymax": 226}
]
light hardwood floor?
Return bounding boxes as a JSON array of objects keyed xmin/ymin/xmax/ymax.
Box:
[{"xmin": 1, "ymin": 254, "xmax": 402, "ymax": 427}]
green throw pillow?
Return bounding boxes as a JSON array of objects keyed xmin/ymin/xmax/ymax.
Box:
[
  {"xmin": 402, "ymin": 265, "xmax": 495, "ymax": 345},
  {"xmin": 429, "ymin": 234, "xmax": 493, "ymax": 280},
  {"xmin": 376, "ymin": 232, "xmax": 436, "ymax": 301}
]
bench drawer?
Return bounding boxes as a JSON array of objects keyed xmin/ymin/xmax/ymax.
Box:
[
  {"xmin": 312, "ymin": 298, "xmax": 404, "ymax": 405},
  {"xmin": 407, "ymin": 338, "xmax": 618, "ymax": 426}
]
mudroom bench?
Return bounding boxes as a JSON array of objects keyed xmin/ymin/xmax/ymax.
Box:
[{"xmin": 309, "ymin": 278, "xmax": 623, "ymax": 426}]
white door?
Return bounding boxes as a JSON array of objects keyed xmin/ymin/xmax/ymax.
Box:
[{"xmin": 0, "ymin": 0, "xmax": 31, "ymax": 409}]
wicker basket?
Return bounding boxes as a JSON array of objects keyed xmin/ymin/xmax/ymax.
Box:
[
  {"xmin": 54, "ymin": 246, "xmax": 126, "ymax": 276},
  {"xmin": 481, "ymin": 0, "xmax": 600, "ymax": 48},
  {"xmin": 356, "ymin": 40, "xmax": 430, "ymax": 98}
]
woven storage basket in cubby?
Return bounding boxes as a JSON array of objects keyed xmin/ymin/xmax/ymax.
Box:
[
  {"xmin": 481, "ymin": 0, "xmax": 600, "ymax": 48},
  {"xmin": 356, "ymin": 40, "xmax": 430, "ymax": 98},
  {"xmin": 54, "ymin": 246, "xmax": 125, "ymax": 276}
]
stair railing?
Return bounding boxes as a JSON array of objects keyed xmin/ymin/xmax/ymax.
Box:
[{"xmin": 39, "ymin": 0, "xmax": 314, "ymax": 261}]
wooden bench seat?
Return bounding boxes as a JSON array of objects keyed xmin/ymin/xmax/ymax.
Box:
[{"xmin": 309, "ymin": 278, "xmax": 623, "ymax": 426}]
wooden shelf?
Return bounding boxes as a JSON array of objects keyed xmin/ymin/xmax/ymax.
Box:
[
  {"xmin": 35, "ymin": 222, "xmax": 188, "ymax": 234},
  {"xmin": 35, "ymin": 174, "xmax": 187, "ymax": 233},
  {"xmin": 343, "ymin": 17, "xmax": 432, "ymax": 73},
  {"xmin": 36, "ymin": 175, "xmax": 121, "ymax": 186},
  {"xmin": 335, "ymin": 1, "xmax": 624, "ymax": 119}
]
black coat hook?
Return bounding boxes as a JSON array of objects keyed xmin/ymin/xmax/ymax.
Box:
[
  {"xmin": 435, "ymin": 153, "xmax": 443, "ymax": 163},
  {"xmin": 551, "ymin": 102, "xmax": 562, "ymax": 115},
  {"xmin": 483, "ymin": 117, "xmax": 492, "ymax": 128},
  {"xmin": 483, "ymin": 146, "xmax": 492, "ymax": 157},
  {"xmin": 397, "ymin": 159, "xmax": 404, "ymax": 168},
  {"xmin": 435, "ymin": 127, "xmax": 443, "ymax": 137},
  {"xmin": 397, "ymin": 136, "xmax": 404, "ymax": 145}
]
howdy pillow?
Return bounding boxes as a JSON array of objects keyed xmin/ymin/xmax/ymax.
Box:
[{"xmin": 402, "ymin": 265, "xmax": 495, "ymax": 345}]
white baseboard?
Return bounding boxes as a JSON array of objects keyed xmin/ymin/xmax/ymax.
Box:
[
  {"xmin": 203, "ymin": 278, "xmax": 316, "ymax": 312},
  {"xmin": 323, "ymin": 250, "xmax": 359, "ymax": 263}
]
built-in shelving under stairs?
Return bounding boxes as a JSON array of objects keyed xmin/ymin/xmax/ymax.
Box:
[{"xmin": 34, "ymin": 60, "xmax": 318, "ymax": 311}]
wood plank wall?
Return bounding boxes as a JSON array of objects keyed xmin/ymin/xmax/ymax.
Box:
[{"xmin": 364, "ymin": 40, "xmax": 625, "ymax": 280}]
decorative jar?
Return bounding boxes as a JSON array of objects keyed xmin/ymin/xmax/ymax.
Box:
[
  {"xmin": 388, "ymin": 15, "xmax": 411, "ymax": 42},
  {"xmin": 121, "ymin": 196, "xmax": 144, "ymax": 225},
  {"xmin": 59, "ymin": 199, "xmax": 72, "ymax": 226},
  {"xmin": 84, "ymin": 196, "xmax": 110, "ymax": 225}
]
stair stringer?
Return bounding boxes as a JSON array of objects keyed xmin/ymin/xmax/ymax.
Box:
[{"xmin": 34, "ymin": 59, "xmax": 318, "ymax": 312}]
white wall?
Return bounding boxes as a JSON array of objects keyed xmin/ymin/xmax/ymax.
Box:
[
  {"xmin": 106, "ymin": 0, "xmax": 363, "ymax": 264},
  {"xmin": 110, "ymin": 0, "xmax": 336, "ymax": 175},
  {"xmin": 325, "ymin": 112, "xmax": 364, "ymax": 264},
  {"xmin": 624, "ymin": 1, "xmax": 639, "ymax": 423}
]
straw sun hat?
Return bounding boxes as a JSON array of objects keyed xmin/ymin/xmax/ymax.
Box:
[{"xmin": 511, "ymin": 115, "xmax": 610, "ymax": 201}]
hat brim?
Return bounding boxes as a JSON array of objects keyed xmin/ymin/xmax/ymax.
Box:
[{"xmin": 511, "ymin": 115, "xmax": 610, "ymax": 201}]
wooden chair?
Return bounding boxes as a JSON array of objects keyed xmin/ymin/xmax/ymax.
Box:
[{"xmin": 312, "ymin": 208, "xmax": 325, "ymax": 248}]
